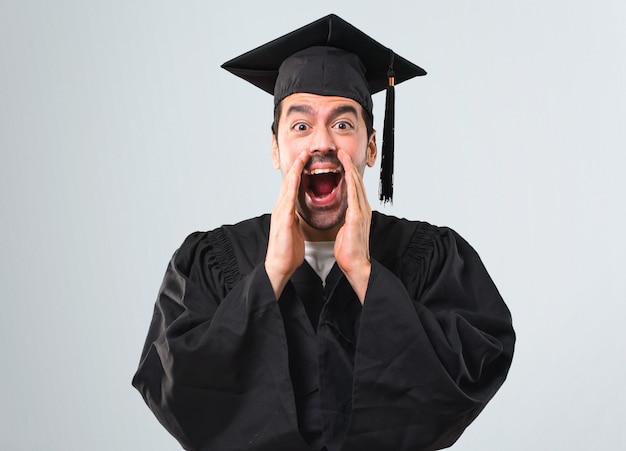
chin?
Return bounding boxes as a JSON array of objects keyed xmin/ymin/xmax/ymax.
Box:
[{"xmin": 297, "ymin": 203, "xmax": 347, "ymax": 232}]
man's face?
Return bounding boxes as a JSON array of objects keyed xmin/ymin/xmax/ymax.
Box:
[{"xmin": 271, "ymin": 93, "xmax": 377, "ymax": 235}]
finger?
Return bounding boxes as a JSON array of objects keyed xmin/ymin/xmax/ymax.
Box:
[
  {"xmin": 353, "ymin": 168, "xmax": 370, "ymax": 213},
  {"xmin": 275, "ymin": 149, "xmax": 308, "ymax": 212},
  {"xmin": 289, "ymin": 149, "xmax": 309, "ymax": 178},
  {"xmin": 338, "ymin": 150, "xmax": 369, "ymax": 214},
  {"xmin": 284, "ymin": 149, "xmax": 309, "ymax": 200},
  {"xmin": 337, "ymin": 151, "xmax": 357, "ymax": 212}
]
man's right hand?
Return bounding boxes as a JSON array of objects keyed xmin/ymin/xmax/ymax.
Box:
[{"xmin": 264, "ymin": 149, "xmax": 309, "ymax": 299}]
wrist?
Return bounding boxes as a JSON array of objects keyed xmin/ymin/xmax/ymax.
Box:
[
  {"xmin": 345, "ymin": 261, "xmax": 371, "ymax": 304},
  {"xmin": 264, "ymin": 260, "xmax": 292, "ymax": 300}
]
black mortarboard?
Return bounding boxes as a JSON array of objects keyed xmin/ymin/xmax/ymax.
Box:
[{"xmin": 221, "ymin": 14, "xmax": 426, "ymax": 203}]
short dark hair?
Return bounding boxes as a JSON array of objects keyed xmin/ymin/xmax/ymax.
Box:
[{"xmin": 271, "ymin": 102, "xmax": 375, "ymax": 139}]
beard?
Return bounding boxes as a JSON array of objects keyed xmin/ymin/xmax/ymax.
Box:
[{"xmin": 296, "ymin": 197, "xmax": 348, "ymax": 231}]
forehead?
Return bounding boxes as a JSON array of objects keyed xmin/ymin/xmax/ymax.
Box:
[{"xmin": 279, "ymin": 93, "xmax": 363, "ymax": 118}]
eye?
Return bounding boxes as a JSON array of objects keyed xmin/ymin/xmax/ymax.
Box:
[
  {"xmin": 333, "ymin": 120, "xmax": 353, "ymax": 130},
  {"xmin": 292, "ymin": 122, "xmax": 309, "ymax": 132}
]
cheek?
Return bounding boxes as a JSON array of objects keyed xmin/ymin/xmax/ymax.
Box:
[
  {"xmin": 276, "ymin": 140, "xmax": 306, "ymax": 170},
  {"xmin": 351, "ymin": 140, "xmax": 373, "ymax": 168},
  {"xmin": 276, "ymin": 152, "xmax": 298, "ymax": 177}
]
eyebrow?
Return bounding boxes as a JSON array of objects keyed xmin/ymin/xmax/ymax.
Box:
[
  {"xmin": 285, "ymin": 104, "xmax": 359, "ymax": 118},
  {"xmin": 331, "ymin": 105, "xmax": 359, "ymax": 118},
  {"xmin": 285, "ymin": 104, "xmax": 314, "ymax": 116}
]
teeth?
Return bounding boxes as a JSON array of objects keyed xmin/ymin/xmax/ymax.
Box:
[{"xmin": 304, "ymin": 168, "xmax": 339, "ymax": 175}]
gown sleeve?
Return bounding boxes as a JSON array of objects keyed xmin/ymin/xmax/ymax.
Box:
[
  {"xmin": 132, "ymin": 231, "xmax": 309, "ymax": 451},
  {"xmin": 342, "ymin": 225, "xmax": 515, "ymax": 451}
]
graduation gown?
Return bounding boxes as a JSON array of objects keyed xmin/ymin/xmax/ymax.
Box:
[{"xmin": 132, "ymin": 212, "xmax": 515, "ymax": 451}]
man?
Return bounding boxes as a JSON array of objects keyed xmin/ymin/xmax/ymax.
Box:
[{"xmin": 133, "ymin": 14, "xmax": 515, "ymax": 451}]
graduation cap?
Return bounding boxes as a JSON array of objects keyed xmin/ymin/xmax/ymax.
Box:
[{"xmin": 222, "ymin": 14, "xmax": 426, "ymax": 203}]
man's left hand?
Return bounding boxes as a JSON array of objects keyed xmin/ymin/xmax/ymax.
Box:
[{"xmin": 335, "ymin": 150, "xmax": 372, "ymax": 304}]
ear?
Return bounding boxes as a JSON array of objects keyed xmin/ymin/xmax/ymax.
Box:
[
  {"xmin": 366, "ymin": 130, "xmax": 377, "ymax": 167},
  {"xmin": 271, "ymin": 133, "xmax": 280, "ymax": 169}
]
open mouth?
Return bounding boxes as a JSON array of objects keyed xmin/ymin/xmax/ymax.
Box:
[{"xmin": 303, "ymin": 168, "xmax": 342, "ymax": 200}]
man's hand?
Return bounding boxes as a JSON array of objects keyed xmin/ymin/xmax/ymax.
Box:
[
  {"xmin": 335, "ymin": 150, "xmax": 372, "ymax": 304},
  {"xmin": 265, "ymin": 150, "xmax": 309, "ymax": 299}
]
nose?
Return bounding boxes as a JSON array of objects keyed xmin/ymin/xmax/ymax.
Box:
[{"xmin": 309, "ymin": 126, "xmax": 336, "ymax": 154}]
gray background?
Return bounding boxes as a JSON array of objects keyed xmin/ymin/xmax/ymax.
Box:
[{"xmin": 1, "ymin": 1, "xmax": 624, "ymax": 450}]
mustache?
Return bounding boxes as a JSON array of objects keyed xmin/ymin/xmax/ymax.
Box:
[{"xmin": 303, "ymin": 154, "xmax": 344, "ymax": 171}]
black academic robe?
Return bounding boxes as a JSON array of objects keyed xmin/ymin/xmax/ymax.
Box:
[{"xmin": 132, "ymin": 212, "xmax": 515, "ymax": 451}]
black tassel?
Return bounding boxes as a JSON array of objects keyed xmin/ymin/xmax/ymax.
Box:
[{"xmin": 379, "ymin": 53, "xmax": 395, "ymax": 204}]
